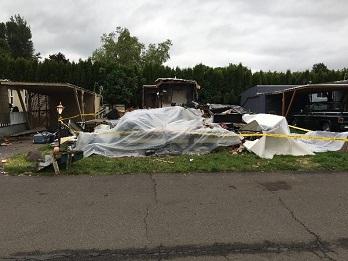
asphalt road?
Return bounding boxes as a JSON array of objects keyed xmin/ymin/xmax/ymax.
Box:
[{"xmin": 0, "ymin": 172, "xmax": 348, "ymax": 260}]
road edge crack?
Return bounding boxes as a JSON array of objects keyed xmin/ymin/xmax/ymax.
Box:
[
  {"xmin": 143, "ymin": 207, "xmax": 150, "ymax": 244},
  {"xmin": 277, "ymin": 195, "xmax": 337, "ymax": 261},
  {"xmin": 150, "ymin": 174, "xmax": 158, "ymax": 204}
]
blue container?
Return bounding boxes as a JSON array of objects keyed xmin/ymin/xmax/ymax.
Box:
[{"xmin": 33, "ymin": 132, "xmax": 55, "ymax": 144}]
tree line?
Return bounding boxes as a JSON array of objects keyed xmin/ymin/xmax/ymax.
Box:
[{"xmin": 0, "ymin": 15, "xmax": 347, "ymax": 107}]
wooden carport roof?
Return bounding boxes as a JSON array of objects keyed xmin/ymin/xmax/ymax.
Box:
[
  {"xmin": 271, "ymin": 83, "xmax": 348, "ymax": 94},
  {"xmin": 0, "ymin": 81, "xmax": 98, "ymax": 96}
]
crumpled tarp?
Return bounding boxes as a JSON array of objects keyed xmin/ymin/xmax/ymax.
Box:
[
  {"xmin": 242, "ymin": 114, "xmax": 315, "ymax": 159},
  {"xmin": 242, "ymin": 113, "xmax": 348, "ymax": 158},
  {"xmin": 76, "ymin": 106, "xmax": 241, "ymax": 157}
]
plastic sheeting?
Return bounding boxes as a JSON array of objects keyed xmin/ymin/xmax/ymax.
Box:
[
  {"xmin": 242, "ymin": 114, "xmax": 315, "ymax": 159},
  {"xmin": 298, "ymin": 131, "xmax": 348, "ymax": 152},
  {"xmin": 76, "ymin": 106, "xmax": 241, "ymax": 157}
]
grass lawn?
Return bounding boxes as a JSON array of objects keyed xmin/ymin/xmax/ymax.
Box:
[{"xmin": 3, "ymin": 149, "xmax": 348, "ymax": 176}]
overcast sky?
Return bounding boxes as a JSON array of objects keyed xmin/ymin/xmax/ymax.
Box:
[{"xmin": 1, "ymin": 0, "xmax": 347, "ymax": 71}]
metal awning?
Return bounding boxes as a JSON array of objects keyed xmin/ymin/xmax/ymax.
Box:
[{"xmin": 272, "ymin": 84, "xmax": 348, "ymax": 94}]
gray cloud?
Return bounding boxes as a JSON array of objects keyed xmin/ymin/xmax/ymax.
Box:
[{"xmin": 0, "ymin": 0, "xmax": 347, "ymax": 71}]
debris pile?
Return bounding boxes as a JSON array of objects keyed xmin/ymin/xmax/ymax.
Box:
[
  {"xmin": 70, "ymin": 105, "xmax": 348, "ymax": 159},
  {"xmin": 75, "ymin": 106, "xmax": 241, "ymax": 157},
  {"xmin": 0, "ymin": 138, "xmax": 12, "ymax": 146}
]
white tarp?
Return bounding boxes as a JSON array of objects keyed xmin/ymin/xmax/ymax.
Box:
[
  {"xmin": 242, "ymin": 114, "xmax": 315, "ymax": 159},
  {"xmin": 76, "ymin": 106, "xmax": 241, "ymax": 157},
  {"xmin": 242, "ymin": 113, "xmax": 348, "ymax": 158}
]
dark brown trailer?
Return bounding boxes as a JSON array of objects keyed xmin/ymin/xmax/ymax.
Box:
[{"xmin": 142, "ymin": 78, "xmax": 200, "ymax": 108}]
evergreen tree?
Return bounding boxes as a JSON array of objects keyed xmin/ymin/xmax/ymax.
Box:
[
  {"xmin": 48, "ymin": 52, "xmax": 69, "ymax": 63},
  {"xmin": 0, "ymin": 23, "xmax": 10, "ymax": 57},
  {"xmin": 5, "ymin": 15, "xmax": 35, "ymax": 59}
]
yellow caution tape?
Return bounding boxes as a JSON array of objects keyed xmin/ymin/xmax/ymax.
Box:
[
  {"xmin": 59, "ymin": 123, "xmax": 347, "ymax": 143},
  {"xmin": 288, "ymin": 125, "xmax": 311, "ymax": 132},
  {"xmin": 56, "ymin": 115, "xmax": 347, "ymax": 143},
  {"xmin": 240, "ymin": 133, "xmax": 348, "ymax": 142},
  {"xmin": 73, "ymin": 126, "xmax": 347, "ymax": 142},
  {"xmin": 75, "ymin": 128, "xmax": 239, "ymax": 138}
]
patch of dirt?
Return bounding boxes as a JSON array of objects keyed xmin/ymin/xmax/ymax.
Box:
[
  {"xmin": 295, "ymin": 158, "xmax": 320, "ymax": 169},
  {"xmin": 0, "ymin": 136, "xmax": 45, "ymax": 160}
]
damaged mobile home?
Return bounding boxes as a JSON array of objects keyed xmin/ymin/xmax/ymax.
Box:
[
  {"xmin": 142, "ymin": 78, "xmax": 200, "ymax": 108},
  {"xmin": 0, "ymin": 80, "xmax": 102, "ymax": 136}
]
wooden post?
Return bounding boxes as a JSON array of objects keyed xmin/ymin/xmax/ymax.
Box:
[
  {"xmin": 281, "ymin": 92, "xmax": 286, "ymax": 116},
  {"xmin": 0, "ymin": 86, "xmax": 10, "ymax": 124},
  {"xmin": 45, "ymin": 95, "xmax": 49, "ymax": 128},
  {"xmin": 74, "ymin": 89, "xmax": 83, "ymax": 122},
  {"xmin": 16, "ymin": 89, "xmax": 26, "ymax": 112},
  {"xmin": 38, "ymin": 93, "xmax": 41, "ymax": 124},
  {"xmin": 81, "ymin": 90, "xmax": 85, "ymax": 121},
  {"xmin": 52, "ymin": 156, "xmax": 60, "ymax": 175},
  {"xmin": 285, "ymin": 90, "xmax": 296, "ymax": 117}
]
